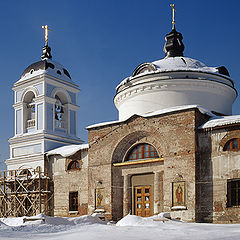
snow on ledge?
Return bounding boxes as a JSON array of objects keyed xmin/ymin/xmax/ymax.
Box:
[
  {"xmin": 171, "ymin": 206, "xmax": 187, "ymax": 210},
  {"xmin": 200, "ymin": 115, "xmax": 240, "ymax": 129},
  {"xmin": 86, "ymin": 105, "xmax": 214, "ymax": 129},
  {"xmin": 47, "ymin": 144, "xmax": 89, "ymax": 157}
]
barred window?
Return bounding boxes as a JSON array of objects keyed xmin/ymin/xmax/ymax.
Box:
[
  {"xmin": 126, "ymin": 143, "xmax": 159, "ymax": 161},
  {"xmin": 227, "ymin": 180, "xmax": 240, "ymax": 207}
]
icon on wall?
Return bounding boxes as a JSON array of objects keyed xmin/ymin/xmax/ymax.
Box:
[
  {"xmin": 95, "ymin": 188, "xmax": 104, "ymax": 209},
  {"xmin": 172, "ymin": 181, "xmax": 185, "ymax": 206}
]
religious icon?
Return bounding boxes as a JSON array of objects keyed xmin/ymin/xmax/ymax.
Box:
[
  {"xmin": 172, "ymin": 182, "xmax": 185, "ymax": 206},
  {"xmin": 95, "ymin": 188, "xmax": 104, "ymax": 209}
]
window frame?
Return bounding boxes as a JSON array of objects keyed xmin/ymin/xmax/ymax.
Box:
[
  {"xmin": 55, "ymin": 95, "xmax": 64, "ymax": 128},
  {"xmin": 227, "ymin": 179, "xmax": 240, "ymax": 207},
  {"xmin": 126, "ymin": 143, "xmax": 159, "ymax": 161},
  {"xmin": 223, "ymin": 138, "xmax": 240, "ymax": 152},
  {"xmin": 69, "ymin": 191, "xmax": 78, "ymax": 211},
  {"xmin": 67, "ymin": 160, "xmax": 81, "ymax": 171}
]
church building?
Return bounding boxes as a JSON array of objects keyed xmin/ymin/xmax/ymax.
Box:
[{"xmin": 1, "ymin": 8, "xmax": 240, "ymax": 223}]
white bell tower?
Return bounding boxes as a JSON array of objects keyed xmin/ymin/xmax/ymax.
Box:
[{"xmin": 6, "ymin": 26, "xmax": 83, "ymax": 171}]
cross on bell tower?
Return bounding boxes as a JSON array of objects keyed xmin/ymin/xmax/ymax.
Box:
[
  {"xmin": 7, "ymin": 26, "xmax": 83, "ymax": 172},
  {"xmin": 41, "ymin": 25, "xmax": 52, "ymax": 60}
]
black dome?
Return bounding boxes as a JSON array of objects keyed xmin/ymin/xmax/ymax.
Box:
[
  {"xmin": 21, "ymin": 59, "xmax": 71, "ymax": 79},
  {"xmin": 21, "ymin": 60, "xmax": 54, "ymax": 78}
]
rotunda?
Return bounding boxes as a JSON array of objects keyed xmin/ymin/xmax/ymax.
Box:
[{"xmin": 114, "ymin": 26, "xmax": 237, "ymax": 120}]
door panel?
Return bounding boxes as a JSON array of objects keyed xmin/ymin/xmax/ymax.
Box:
[{"xmin": 135, "ymin": 186, "xmax": 151, "ymax": 217}]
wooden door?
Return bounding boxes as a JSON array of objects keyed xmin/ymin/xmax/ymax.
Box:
[{"xmin": 135, "ymin": 186, "xmax": 151, "ymax": 217}]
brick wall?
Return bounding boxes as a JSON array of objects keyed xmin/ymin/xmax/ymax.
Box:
[
  {"xmin": 88, "ymin": 108, "xmax": 201, "ymax": 221},
  {"xmin": 49, "ymin": 149, "xmax": 88, "ymax": 217}
]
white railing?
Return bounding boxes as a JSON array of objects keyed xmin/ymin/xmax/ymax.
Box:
[
  {"xmin": 27, "ymin": 119, "xmax": 35, "ymax": 128},
  {"xmin": 55, "ymin": 120, "xmax": 64, "ymax": 129}
]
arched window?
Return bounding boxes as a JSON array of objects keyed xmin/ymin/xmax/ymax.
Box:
[
  {"xmin": 132, "ymin": 63, "xmax": 156, "ymax": 77},
  {"xmin": 24, "ymin": 91, "xmax": 36, "ymax": 129},
  {"xmin": 55, "ymin": 95, "xmax": 64, "ymax": 128},
  {"xmin": 67, "ymin": 160, "xmax": 80, "ymax": 170},
  {"xmin": 223, "ymin": 138, "xmax": 240, "ymax": 151},
  {"xmin": 28, "ymin": 99, "xmax": 35, "ymax": 120},
  {"xmin": 126, "ymin": 143, "xmax": 159, "ymax": 161}
]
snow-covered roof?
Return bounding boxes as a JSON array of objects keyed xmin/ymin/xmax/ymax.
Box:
[
  {"xmin": 116, "ymin": 57, "xmax": 229, "ymax": 90},
  {"xmin": 87, "ymin": 105, "xmax": 213, "ymax": 129},
  {"xmin": 152, "ymin": 57, "xmax": 218, "ymax": 74},
  {"xmin": 47, "ymin": 144, "xmax": 89, "ymax": 157},
  {"xmin": 200, "ymin": 115, "xmax": 240, "ymax": 129},
  {"xmin": 16, "ymin": 59, "xmax": 75, "ymax": 85}
]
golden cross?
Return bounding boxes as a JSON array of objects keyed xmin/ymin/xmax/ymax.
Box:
[
  {"xmin": 42, "ymin": 25, "xmax": 50, "ymax": 46},
  {"xmin": 170, "ymin": 4, "xmax": 176, "ymax": 29}
]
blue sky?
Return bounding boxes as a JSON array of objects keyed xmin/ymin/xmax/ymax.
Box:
[{"xmin": 0, "ymin": 0, "xmax": 239, "ymax": 170}]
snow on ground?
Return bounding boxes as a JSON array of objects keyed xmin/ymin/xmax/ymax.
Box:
[{"xmin": 0, "ymin": 214, "xmax": 240, "ymax": 240}]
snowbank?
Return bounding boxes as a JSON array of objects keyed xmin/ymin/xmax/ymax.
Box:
[
  {"xmin": 158, "ymin": 212, "xmax": 171, "ymax": 219},
  {"xmin": 1, "ymin": 216, "xmax": 25, "ymax": 226},
  {"xmin": 1, "ymin": 214, "xmax": 240, "ymax": 240},
  {"xmin": 116, "ymin": 214, "xmax": 169, "ymax": 227},
  {"xmin": 0, "ymin": 220, "xmax": 6, "ymax": 227},
  {"xmin": 0, "ymin": 214, "xmax": 105, "ymax": 227},
  {"xmin": 68, "ymin": 215, "xmax": 106, "ymax": 225}
]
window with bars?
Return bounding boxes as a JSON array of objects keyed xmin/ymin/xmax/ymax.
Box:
[
  {"xmin": 126, "ymin": 143, "xmax": 159, "ymax": 161},
  {"xmin": 223, "ymin": 138, "xmax": 240, "ymax": 151},
  {"xmin": 227, "ymin": 180, "xmax": 240, "ymax": 207},
  {"xmin": 69, "ymin": 192, "xmax": 78, "ymax": 211},
  {"xmin": 67, "ymin": 160, "xmax": 80, "ymax": 170}
]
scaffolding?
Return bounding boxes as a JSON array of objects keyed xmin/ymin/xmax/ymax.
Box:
[{"xmin": 0, "ymin": 168, "xmax": 53, "ymax": 217}]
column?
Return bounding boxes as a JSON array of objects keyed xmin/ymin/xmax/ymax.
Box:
[
  {"xmin": 154, "ymin": 171, "xmax": 163, "ymax": 214},
  {"xmin": 123, "ymin": 174, "xmax": 130, "ymax": 216}
]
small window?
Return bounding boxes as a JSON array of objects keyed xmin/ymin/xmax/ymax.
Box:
[
  {"xmin": 223, "ymin": 138, "xmax": 240, "ymax": 151},
  {"xmin": 67, "ymin": 160, "xmax": 80, "ymax": 170},
  {"xmin": 132, "ymin": 63, "xmax": 156, "ymax": 77},
  {"xmin": 69, "ymin": 192, "xmax": 78, "ymax": 211},
  {"xmin": 227, "ymin": 179, "xmax": 240, "ymax": 207},
  {"xmin": 55, "ymin": 95, "xmax": 64, "ymax": 128},
  {"xmin": 57, "ymin": 70, "xmax": 62, "ymax": 75},
  {"xmin": 126, "ymin": 143, "xmax": 159, "ymax": 161}
]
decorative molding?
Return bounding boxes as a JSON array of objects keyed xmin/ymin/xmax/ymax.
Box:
[
  {"xmin": 21, "ymin": 86, "xmax": 39, "ymax": 102},
  {"xmin": 115, "ymin": 78, "xmax": 236, "ymax": 106},
  {"xmin": 113, "ymin": 158, "xmax": 164, "ymax": 167},
  {"xmin": 51, "ymin": 87, "xmax": 71, "ymax": 104}
]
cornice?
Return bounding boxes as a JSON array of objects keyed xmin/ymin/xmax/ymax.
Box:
[
  {"xmin": 9, "ymin": 132, "xmax": 83, "ymax": 145},
  {"xmin": 114, "ymin": 78, "xmax": 237, "ymax": 106}
]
